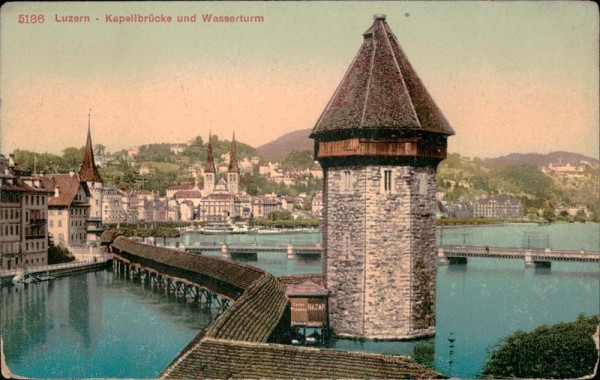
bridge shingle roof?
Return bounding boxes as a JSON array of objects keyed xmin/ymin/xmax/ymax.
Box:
[
  {"xmin": 111, "ymin": 237, "xmax": 264, "ymax": 291},
  {"xmin": 203, "ymin": 273, "xmax": 288, "ymax": 342},
  {"xmin": 161, "ymin": 337, "xmax": 444, "ymax": 379}
]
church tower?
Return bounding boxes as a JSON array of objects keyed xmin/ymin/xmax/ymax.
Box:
[
  {"xmin": 78, "ymin": 111, "xmax": 104, "ymax": 240},
  {"xmin": 203, "ymin": 132, "xmax": 216, "ymax": 195},
  {"xmin": 227, "ymin": 132, "xmax": 239, "ymax": 194},
  {"xmin": 310, "ymin": 15, "xmax": 454, "ymax": 339}
]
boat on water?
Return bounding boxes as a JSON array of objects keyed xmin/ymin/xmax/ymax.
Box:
[
  {"xmin": 36, "ymin": 271, "xmax": 56, "ymax": 282},
  {"xmin": 254, "ymin": 227, "xmax": 320, "ymax": 235},
  {"xmin": 12, "ymin": 269, "xmax": 55, "ymax": 284},
  {"xmin": 199, "ymin": 222, "xmax": 253, "ymax": 235}
]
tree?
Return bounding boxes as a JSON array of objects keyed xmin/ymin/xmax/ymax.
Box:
[
  {"xmin": 281, "ymin": 150, "xmax": 314, "ymax": 172},
  {"xmin": 481, "ymin": 314, "xmax": 599, "ymax": 378},
  {"xmin": 542, "ymin": 207, "xmax": 556, "ymax": 222},
  {"xmin": 152, "ymin": 226, "xmax": 181, "ymax": 245},
  {"xmin": 267, "ymin": 210, "xmax": 293, "ymax": 221},
  {"xmin": 240, "ymin": 172, "xmax": 259, "ymax": 195},
  {"xmin": 62, "ymin": 147, "xmax": 85, "ymax": 171},
  {"xmin": 94, "ymin": 144, "xmax": 107, "ymax": 156},
  {"xmin": 47, "ymin": 240, "xmax": 75, "ymax": 264}
]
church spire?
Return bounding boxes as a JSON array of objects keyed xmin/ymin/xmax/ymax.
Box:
[
  {"xmin": 228, "ymin": 131, "xmax": 240, "ymax": 173},
  {"xmin": 204, "ymin": 130, "xmax": 216, "ymax": 174},
  {"xmin": 78, "ymin": 110, "xmax": 103, "ymax": 183}
]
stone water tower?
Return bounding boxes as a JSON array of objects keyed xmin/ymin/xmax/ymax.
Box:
[{"xmin": 310, "ymin": 15, "xmax": 454, "ymax": 339}]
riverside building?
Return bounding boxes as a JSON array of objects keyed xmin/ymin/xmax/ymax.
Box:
[{"xmin": 0, "ymin": 154, "xmax": 51, "ymax": 269}]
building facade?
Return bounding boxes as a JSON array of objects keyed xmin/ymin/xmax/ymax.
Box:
[
  {"xmin": 0, "ymin": 155, "xmax": 50, "ymax": 269},
  {"xmin": 472, "ymin": 194, "xmax": 522, "ymax": 219},
  {"xmin": 310, "ymin": 15, "xmax": 454, "ymax": 339},
  {"xmin": 40, "ymin": 173, "xmax": 91, "ymax": 247}
]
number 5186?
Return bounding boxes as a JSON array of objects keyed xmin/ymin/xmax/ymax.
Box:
[{"xmin": 18, "ymin": 14, "xmax": 45, "ymax": 24}]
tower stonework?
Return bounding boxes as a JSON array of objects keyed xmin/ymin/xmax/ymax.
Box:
[{"xmin": 311, "ymin": 15, "xmax": 454, "ymax": 339}]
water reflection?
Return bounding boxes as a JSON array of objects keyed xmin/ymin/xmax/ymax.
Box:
[
  {"xmin": 2, "ymin": 271, "xmax": 212, "ymax": 378},
  {"xmin": 2, "ymin": 283, "xmax": 49, "ymax": 360}
]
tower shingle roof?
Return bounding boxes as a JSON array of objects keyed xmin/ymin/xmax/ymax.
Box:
[
  {"xmin": 78, "ymin": 120, "xmax": 103, "ymax": 183},
  {"xmin": 311, "ymin": 15, "xmax": 454, "ymax": 138},
  {"xmin": 228, "ymin": 132, "xmax": 240, "ymax": 173},
  {"xmin": 204, "ymin": 132, "xmax": 216, "ymax": 174}
]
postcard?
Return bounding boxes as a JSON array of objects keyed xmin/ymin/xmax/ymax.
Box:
[{"xmin": 1, "ymin": 2, "xmax": 598, "ymax": 379}]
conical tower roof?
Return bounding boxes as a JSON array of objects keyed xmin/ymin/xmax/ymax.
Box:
[
  {"xmin": 204, "ymin": 131, "xmax": 216, "ymax": 174},
  {"xmin": 78, "ymin": 113, "xmax": 103, "ymax": 183},
  {"xmin": 311, "ymin": 15, "xmax": 454, "ymax": 139},
  {"xmin": 228, "ymin": 132, "xmax": 240, "ymax": 173}
]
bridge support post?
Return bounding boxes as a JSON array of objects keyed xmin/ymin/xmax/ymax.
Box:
[
  {"xmin": 221, "ymin": 244, "xmax": 230, "ymax": 259},
  {"xmin": 437, "ymin": 248, "xmax": 448, "ymax": 265},
  {"xmin": 524, "ymin": 250, "xmax": 534, "ymax": 267},
  {"xmin": 287, "ymin": 244, "xmax": 296, "ymax": 259}
]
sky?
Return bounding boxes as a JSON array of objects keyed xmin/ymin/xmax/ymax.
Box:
[{"xmin": 0, "ymin": 1, "xmax": 598, "ymax": 159}]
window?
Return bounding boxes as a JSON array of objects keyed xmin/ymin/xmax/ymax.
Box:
[
  {"xmin": 343, "ymin": 171, "xmax": 352, "ymax": 191},
  {"xmin": 58, "ymin": 220, "xmax": 62, "ymax": 228},
  {"xmin": 384, "ymin": 170, "xmax": 393, "ymax": 192},
  {"xmin": 418, "ymin": 173, "xmax": 428, "ymax": 196}
]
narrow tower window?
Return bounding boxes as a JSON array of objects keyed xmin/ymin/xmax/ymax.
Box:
[
  {"xmin": 384, "ymin": 170, "xmax": 393, "ymax": 192},
  {"xmin": 418, "ymin": 173, "xmax": 428, "ymax": 196},
  {"xmin": 343, "ymin": 170, "xmax": 352, "ymax": 191}
]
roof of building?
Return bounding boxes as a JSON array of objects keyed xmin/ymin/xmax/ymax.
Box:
[
  {"xmin": 167, "ymin": 184, "xmax": 194, "ymax": 191},
  {"xmin": 39, "ymin": 174, "xmax": 90, "ymax": 207},
  {"xmin": 100, "ymin": 228, "xmax": 123, "ymax": 245},
  {"xmin": 204, "ymin": 192, "xmax": 235, "ymax": 200},
  {"xmin": 475, "ymin": 194, "xmax": 522, "ymax": 205},
  {"xmin": 252, "ymin": 197, "xmax": 280, "ymax": 205},
  {"xmin": 161, "ymin": 337, "xmax": 443, "ymax": 379},
  {"xmin": 311, "ymin": 15, "xmax": 454, "ymax": 139},
  {"xmin": 228, "ymin": 132, "xmax": 240, "ymax": 173},
  {"xmin": 204, "ymin": 132, "xmax": 216, "ymax": 174},
  {"xmin": 173, "ymin": 190, "xmax": 203, "ymax": 199},
  {"xmin": 78, "ymin": 122, "xmax": 103, "ymax": 183},
  {"xmin": 277, "ymin": 273, "xmax": 326, "ymax": 287},
  {"xmin": 285, "ymin": 280, "xmax": 329, "ymax": 297}
]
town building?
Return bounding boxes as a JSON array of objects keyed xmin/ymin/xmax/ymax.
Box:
[
  {"xmin": 39, "ymin": 173, "xmax": 91, "ymax": 247},
  {"xmin": 310, "ymin": 15, "xmax": 454, "ymax": 339},
  {"xmin": 0, "ymin": 154, "xmax": 51, "ymax": 270},
  {"xmin": 472, "ymin": 194, "xmax": 523, "ymax": 219},
  {"xmin": 199, "ymin": 132, "xmax": 250, "ymax": 221},
  {"xmin": 251, "ymin": 196, "xmax": 281, "ymax": 219}
]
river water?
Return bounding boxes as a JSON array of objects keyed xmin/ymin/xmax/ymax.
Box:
[{"xmin": 2, "ymin": 223, "xmax": 598, "ymax": 378}]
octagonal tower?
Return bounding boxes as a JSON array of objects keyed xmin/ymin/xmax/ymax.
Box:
[{"xmin": 310, "ymin": 15, "xmax": 454, "ymax": 339}]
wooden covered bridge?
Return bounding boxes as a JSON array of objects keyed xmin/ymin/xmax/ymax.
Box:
[{"xmin": 100, "ymin": 231, "xmax": 443, "ymax": 378}]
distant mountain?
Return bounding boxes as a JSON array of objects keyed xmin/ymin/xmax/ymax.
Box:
[
  {"xmin": 483, "ymin": 151, "xmax": 599, "ymax": 167},
  {"xmin": 257, "ymin": 129, "xmax": 313, "ymax": 161}
]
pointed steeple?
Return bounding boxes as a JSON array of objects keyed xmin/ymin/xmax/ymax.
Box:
[
  {"xmin": 78, "ymin": 111, "xmax": 103, "ymax": 183},
  {"xmin": 204, "ymin": 131, "xmax": 216, "ymax": 174},
  {"xmin": 228, "ymin": 132, "xmax": 240, "ymax": 173},
  {"xmin": 311, "ymin": 14, "xmax": 454, "ymax": 139}
]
